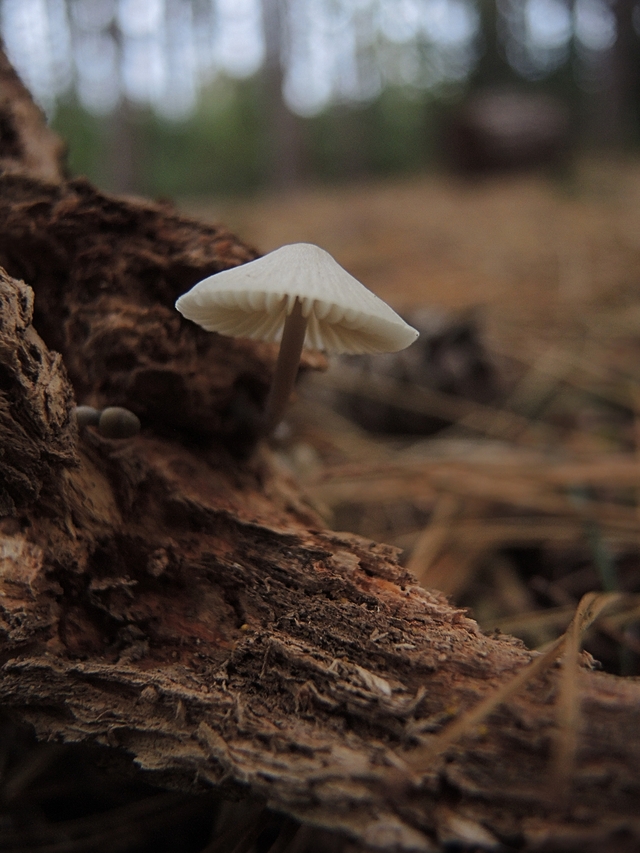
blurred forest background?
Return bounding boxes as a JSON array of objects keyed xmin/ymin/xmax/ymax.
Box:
[{"xmin": 2, "ymin": 0, "xmax": 640, "ymax": 196}]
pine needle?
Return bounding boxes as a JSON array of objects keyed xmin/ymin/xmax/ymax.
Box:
[
  {"xmin": 406, "ymin": 493, "xmax": 459, "ymax": 582},
  {"xmin": 408, "ymin": 592, "xmax": 621, "ymax": 777},
  {"xmin": 552, "ymin": 592, "xmax": 624, "ymax": 795}
]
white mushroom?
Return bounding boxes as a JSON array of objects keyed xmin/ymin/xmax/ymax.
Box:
[{"xmin": 175, "ymin": 243, "xmax": 419, "ymax": 432}]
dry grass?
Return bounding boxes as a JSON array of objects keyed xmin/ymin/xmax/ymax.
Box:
[{"xmin": 181, "ymin": 158, "xmax": 640, "ymax": 675}]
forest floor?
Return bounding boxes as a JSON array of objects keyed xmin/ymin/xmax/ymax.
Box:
[{"xmin": 181, "ymin": 158, "xmax": 640, "ymax": 677}]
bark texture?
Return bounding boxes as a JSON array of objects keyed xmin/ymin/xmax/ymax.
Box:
[
  {"xmin": 1, "ymin": 52, "xmax": 640, "ymax": 853},
  {"xmin": 0, "ymin": 174, "xmax": 324, "ymax": 447},
  {"xmin": 1, "ymin": 268, "xmax": 640, "ymax": 852},
  {"xmin": 0, "ymin": 270, "xmax": 76, "ymax": 514}
]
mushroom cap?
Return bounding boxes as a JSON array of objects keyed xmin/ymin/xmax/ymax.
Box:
[{"xmin": 175, "ymin": 243, "xmax": 418, "ymax": 354}]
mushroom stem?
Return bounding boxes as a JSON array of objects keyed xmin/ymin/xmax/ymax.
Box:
[{"xmin": 264, "ymin": 298, "xmax": 308, "ymax": 433}]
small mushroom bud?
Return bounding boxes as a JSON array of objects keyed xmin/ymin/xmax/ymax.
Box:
[
  {"xmin": 98, "ymin": 407, "xmax": 141, "ymax": 439},
  {"xmin": 75, "ymin": 405, "xmax": 101, "ymax": 429}
]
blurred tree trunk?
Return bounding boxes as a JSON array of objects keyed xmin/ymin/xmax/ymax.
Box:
[
  {"xmin": 103, "ymin": 19, "xmax": 140, "ymax": 195},
  {"xmin": 261, "ymin": 0, "xmax": 305, "ymax": 188},
  {"xmin": 607, "ymin": 0, "xmax": 640, "ymax": 146},
  {"xmin": 106, "ymin": 98, "xmax": 140, "ymax": 194},
  {"xmin": 580, "ymin": 0, "xmax": 640, "ymax": 149},
  {"xmin": 473, "ymin": 0, "xmax": 507, "ymax": 87}
]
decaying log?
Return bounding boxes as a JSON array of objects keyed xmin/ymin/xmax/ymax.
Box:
[
  {"xmin": 1, "ymin": 268, "xmax": 640, "ymax": 852},
  {"xmin": 0, "ymin": 271, "xmax": 76, "ymax": 514},
  {"xmin": 1, "ymin": 51, "xmax": 640, "ymax": 853},
  {"xmin": 0, "ymin": 173, "xmax": 325, "ymax": 450}
]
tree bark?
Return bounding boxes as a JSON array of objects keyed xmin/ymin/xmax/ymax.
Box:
[
  {"xmin": 0, "ymin": 173, "xmax": 324, "ymax": 451},
  {"xmin": 1, "ymin": 52, "xmax": 640, "ymax": 853}
]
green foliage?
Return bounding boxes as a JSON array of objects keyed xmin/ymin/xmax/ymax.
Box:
[
  {"xmin": 51, "ymin": 80, "xmax": 450, "ymax": 198},
  {"xmin": 51, "ymin": 100, "xmax": 109, "ymax": 184},
  {"xmin": 51, "ymin": 77, "xmax": 268, "ymax": 198},
  {"xmin": 367, "ymin": 87, "xmax": 443, "ymax": 173},
  {"xmin": 304, "ymin": 87, "xmax": 441, "ymax": 181},
  {"xmin": 137, "ymin": 77, "xmax": 267, "ymax": 197}
]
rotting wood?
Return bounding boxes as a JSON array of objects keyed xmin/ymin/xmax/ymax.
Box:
[
  {"xmin": 0, "ymin": 53, "xmax": 640, "ymax": 853},
  {"xmin": 2, "ymin": 264, "xmax": 640, "ymax": 853},
  {"xmin": 0, "ymin": 173, "xmax": 325, "ymax": 448},
  {"xmin": 0, "ymin": 271, "xmax": 76, "ymax": 514}
]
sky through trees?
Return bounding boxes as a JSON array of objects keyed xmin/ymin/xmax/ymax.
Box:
[{"xmin": 0, "ymin": 0, "xmax": 628, "ymax": 120}]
